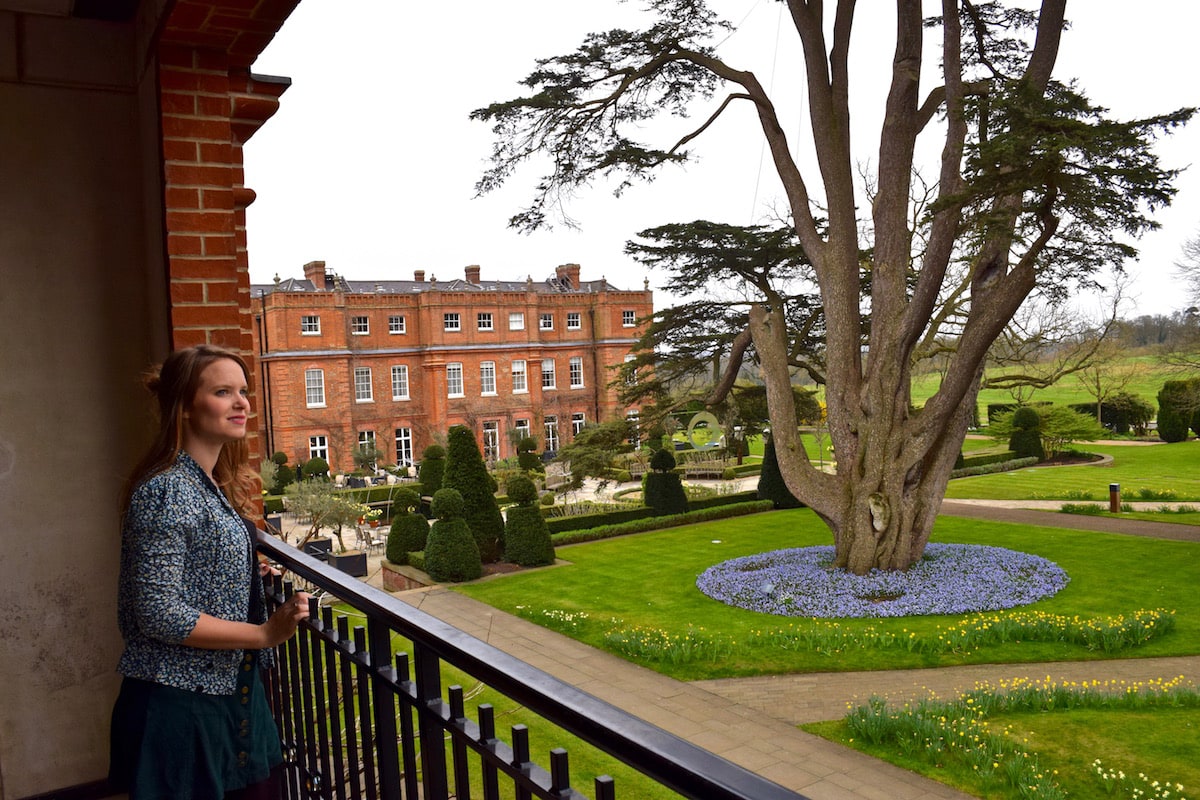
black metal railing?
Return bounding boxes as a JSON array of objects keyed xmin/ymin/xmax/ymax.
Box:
[{"xmin": 257, "ymin": 533, "xmax": 808, "ymax": 800}]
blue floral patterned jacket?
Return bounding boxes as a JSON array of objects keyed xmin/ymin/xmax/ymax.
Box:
[{"xmin": 116, "ymin": 451, "xmax": 269, "ymax": 695}]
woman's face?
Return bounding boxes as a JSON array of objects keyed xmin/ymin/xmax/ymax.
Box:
[{"xmin": 184, "ymin": 357, "xmax": 250, "ymax": 449}]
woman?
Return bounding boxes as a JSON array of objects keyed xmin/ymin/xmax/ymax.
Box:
[{"xmin": 110, "ymin": 344, "xmax": 309, "ymax": 799}]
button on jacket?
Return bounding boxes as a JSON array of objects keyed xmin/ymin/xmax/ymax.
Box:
[{"xmin": 117, "ymin": 451, "xmax": 269, "ymax": 695}]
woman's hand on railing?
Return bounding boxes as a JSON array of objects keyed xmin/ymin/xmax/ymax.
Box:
[{"xmin": 262, "ymin": 592, "xmax": 311, "ymax": 647}]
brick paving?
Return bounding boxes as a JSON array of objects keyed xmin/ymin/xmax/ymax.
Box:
[{"xmin": 319, "ymin": 502, "xmax": 1200, "ymax": 799}]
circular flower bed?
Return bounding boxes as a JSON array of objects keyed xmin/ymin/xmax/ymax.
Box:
[{"xmin": 696, "ymin": 543, "xmax": 1069, "ymax": 618}]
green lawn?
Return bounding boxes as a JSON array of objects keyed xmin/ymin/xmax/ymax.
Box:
[
  {"xmin": 990, "ymin": 707, "xmax": 1200, "ymax": 797},
  {"xmin": 453, "ymin": 508, "xmax": 1199, "ymax": 798},
  {"xmin": 455, "ymin": 509, "xmax": 1200, "ymax": 681},
  {"xmin": 806, "ymin": 704, "xmax": 1200, "ymax": 800},
  {"xmin": 451, "ymin": 447, "xmax": 1200, "ymax": 798},
  {"xmin": 1073, "ymin": 508, "xmax": 1200, "ymax": 526},
  {"xmin": 911, "ymin": 355, "xmax": 1180, "ymax": 424},
  {"xmin": 945, "ymin": 440, "xmax": 1200, "ymax": 501}
]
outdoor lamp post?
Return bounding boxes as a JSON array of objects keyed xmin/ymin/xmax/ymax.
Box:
[{"xmin": 733, "ymin": 425, "xmax": 744, "ymax": 465}]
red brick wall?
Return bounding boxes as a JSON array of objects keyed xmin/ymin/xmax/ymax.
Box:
[
  {"xmin": 156, "ymin": 1, "xmax": 295, "ymax": 471},
  {"xmin": 159, "ymin": 44, "xmax": 246, "ymax": 352}
]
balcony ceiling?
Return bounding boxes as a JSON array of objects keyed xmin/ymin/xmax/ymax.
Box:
[{"xmin": 1, "ymin": 0, "xmax": 139, "ymax": 21}]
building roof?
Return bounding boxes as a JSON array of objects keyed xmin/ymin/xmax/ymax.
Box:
[{"xmin": 251, "ymin": 273, "xmax": 632, "ymax": 298}]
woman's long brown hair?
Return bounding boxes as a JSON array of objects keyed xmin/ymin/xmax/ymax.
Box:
[{"xmin": 121, "ymin": 344, "xmax": 259, "ymax": 517}]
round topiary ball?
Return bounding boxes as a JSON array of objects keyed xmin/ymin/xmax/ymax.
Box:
[
  {"xmin": 393, "ymin": 487, "xmax": 421, "ymax": 514},
  {"xmin": 505, "ymin": 474, "xmax": 538, "ymax": 506},
  {"xmin": 1011, "ymin": 406, "xmax": 1041, "ymax": 431},
  {"xmin": 650, "ymin": 447, "xmax": 677, "ymax": 472},
  {"xmin": 431, "ymin": 487, "xmax": 465, "ymax": 518}
]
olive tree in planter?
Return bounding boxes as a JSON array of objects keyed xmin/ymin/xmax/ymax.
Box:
[
  {"xmin": 423, "ymin": 489, "xmax": 482, "ymax": 583},
  {"xmin": 386, "ymin": 487, "xmax": 429, "ymax": 565},
  {"xmin": 283, "ymin": 478, "xmax": 370, "ymax": 576},
  {"xmin": 503, "ymin": 475, "xmax": 555, "ymax": 567}
]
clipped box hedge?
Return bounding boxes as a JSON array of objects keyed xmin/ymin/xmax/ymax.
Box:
[
  {"xmin": 543, "ymin": 489, "xmax": 763, "ymax": 534},
  {"xmin": 551, "ymin": 500, "xmax": 774, "ymax": 546},
  {"xmin": 687, "ymin": 490, "xmax": 759, "ymax": 510},
  {"xmin": 545, "ymin": 506, "xmax": 656, "ymax": 534},
  {"xmin": 262, "ymin": 482, "xmax": 421, "ymax": 517},
  {"xmin": 950, "ymin": 455, "xmax": 1039, "ymax": 478},
  {"xmin": 959, "ymin": 450, "xmax": 1017, "ymax": 469}
]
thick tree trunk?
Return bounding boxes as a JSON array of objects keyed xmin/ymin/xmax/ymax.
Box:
[
  {"xmin": 751, "ymin": 300, "xmax": 981, "ymax": 575},
  {"xmin": 831, "ymin": 386, "xmax": 976, "ymax": 575}
]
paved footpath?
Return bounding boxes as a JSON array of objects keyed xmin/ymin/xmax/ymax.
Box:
[{"xmin": 365, "ymin": 504, "xmax": 1200, "ymax": 800}]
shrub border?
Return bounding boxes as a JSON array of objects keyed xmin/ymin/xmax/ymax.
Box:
[{"xmin": 551, "ymin": 500, "xmax": 774, "ymax": 546}]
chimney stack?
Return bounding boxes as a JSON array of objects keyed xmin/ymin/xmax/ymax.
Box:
[
  {"xmin": 555, "ymin": 263, "xmax": 581, "ymax": 289},
  {"xmin": 465, "ymin": 264, "xmax": 481, "ymax": 284},
  {"xmin": 303, "ymin": 260, "xmax": 327, "ymax": 289},
  {"xmin": 414, "ymin": 270, "xmax": 425, "ymax": 283}
]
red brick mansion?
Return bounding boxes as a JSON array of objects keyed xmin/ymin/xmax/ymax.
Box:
[{"xmin": 251, "ymin": 260, "xmax": 653, "ymax": 474}]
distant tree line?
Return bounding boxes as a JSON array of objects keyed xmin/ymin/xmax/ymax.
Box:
[{"xmin": 1111, "ymin": 312, "xmax": 1199, "ymax": 350}]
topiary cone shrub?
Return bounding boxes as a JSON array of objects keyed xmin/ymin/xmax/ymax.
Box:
[
  {"xmin": 1156, "ymin": 380, "xmax": 1197, "ymax": 443},
  {"xmin": 386, "ymin": 487, "xmax": 428, "ymax": 565},
  {"xmin": 756, "ymin": 435, "xmax": 802, "ymax": 509},
  {"xmin": 1008, "ymin": 406, "xmax": 1045, "ymax": 461},
  {"xmin": 644, "ymin": 447, "xmax": 689, "ymax": 516},
  {"xmin": 503, "ymin": 475, "xmax": 555, "ymax": 567},
  {"xmin": 423, "ymin": 489, "xmax": 482, "ymax": 583},
  {"xmin": 442, "ymin": 425, "xmax": 506, "ymax": 563}
]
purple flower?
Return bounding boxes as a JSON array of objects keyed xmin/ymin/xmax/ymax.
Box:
[{"xmin": 695, "ymin": 544, "xmax": 1069, "ymax": 618}]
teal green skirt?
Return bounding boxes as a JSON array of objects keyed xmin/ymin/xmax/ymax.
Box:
[{"xmin": 109, "ymin": 654, "xmax": 282, "ymax": 800}]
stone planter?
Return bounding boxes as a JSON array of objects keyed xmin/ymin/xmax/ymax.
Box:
[
  {"xmin": 302, "ymin": 537, "xmax": 334, "ymax": 561},
  {"xmin": 381, "ymin": 560, "xmax": 433, "ymax": 592},
  {"xmin": 329, "ymin": 550, "xmax": 368, "ymax": 577}
]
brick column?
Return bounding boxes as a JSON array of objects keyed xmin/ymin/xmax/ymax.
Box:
[
  {"xmin": 156, "ymin": 0, "xmax": 296, "ymax": 470},
  {"xmin": 159, "ymin": 44, "xmax": 243, "ymax": 349}
]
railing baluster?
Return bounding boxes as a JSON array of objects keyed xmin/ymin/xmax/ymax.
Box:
[
  {"xmin": 353, "ymin": 627, "xmax": 380, "ymax": 800},
  {"xmin": 594, "ymin": 775, "xmax": 615, "ymax": 800},
  {"xmin": 413, "ymin": 641, "xmax": 449, "ymax": 799},
  {"xmin": 309, "ymin": 609, "xmax": 334, "ymax": 800},
  {"xmin": 549, "ymin": 748, "xmax": 570, "ymax": 797},
  {"xmin": 335, "ymin": 616, "xmax": 363, "ymax": 800},
  {"xmin": 267, "ymin": 578, "xmax": 300, "ymax": 799},
  {"xmin": 447, "ymin": 686, "xmax": 472, "ymax": 799},
  {"xmin": 312, "ymin": 606, "xmax": 345, "ymax": 800},
  {"xmin": 295, "ymin": 614, "xmax": 325, "ymax": 798},
  {"xmin": 368, "ymin": 616, "xmax": 402, "ymax": 800},
  {"xmin": 512, "ymin": 725, "xmax": 532, "ymax": 800},
  {"xmin": 394, "ymin": 652, "xmax": 420, "ymax": 800},
  {"xmin": 477, "ymin": 704, "xmax": 501, "ymax": 800}
]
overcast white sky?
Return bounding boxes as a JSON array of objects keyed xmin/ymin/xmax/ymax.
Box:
[{"xmin": 244, "ymin": 1, "xmax": 1199, "ymax": 318}]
